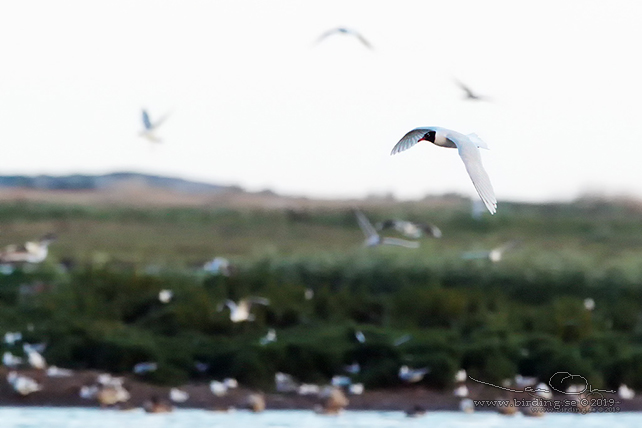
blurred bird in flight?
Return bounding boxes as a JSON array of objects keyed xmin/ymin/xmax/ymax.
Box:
[
  {"xmin": 140, "ymin": 109, "xmax": 170, "ymax": 143},
  {"xmin": 455, "ymin": 79, "xmax": 491, "ymax": 101},
  {"xmin": 461, "ymin": 240, "xmax": 520, "ymax": 263},
  {"xmin": 218, "ymin": 297, "xmax": 270, "ymax": 322},
  {"xmin": 391, "ymin": 127, "xmax": 497, "ymax": 214},
  {"xmin": 0, "ymin": 234, "xmax": 56, "ymax": 264},
  {"xmin": 376, "ymin": 219, "xmax": 442, "ymax": 239},
  {"xmin": 315, "ymin": 27, "xmax": 373, "ymax": 50},
  {"xmin": 354, "ymin": 209, "xmax": 420, "ymax": 248}
]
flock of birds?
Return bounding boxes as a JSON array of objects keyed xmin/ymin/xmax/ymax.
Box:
[{"xmin": 0, "ymin": 25, "xmax": 624, "ymax": 417}]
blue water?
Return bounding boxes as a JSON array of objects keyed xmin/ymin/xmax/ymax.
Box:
[{"xmin": 0, "ymin": 408, "xmax": 640, "ymax": 428}]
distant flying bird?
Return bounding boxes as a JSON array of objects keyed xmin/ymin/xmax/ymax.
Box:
[
  {"xmin": 158, "ymin": 289, "xmax": 173, "ymax": 304},
  {"xmin": 393, "ymin": 334, "xmax": 412, "ymax": 347},
  {"xmin": 259, "ymin": 329, "xmax": 277, "ymax": 345},
  {"xmin": 304, "ymin": 288, "xmax": 314, "ymax": 300},
  {"xmin": 376, "ymin": 219, "xmax": 442, "ymax": 239},
  {"xmin": 315, "ymin": 27, "xmax": 373, "ymax": 49},
  {"xmin": 391, "ymin": 127, "xmax": 497, "ymax": 214},
  {"xmin": 584, "ymin": 298, "xmax": 595, "ymax": 311},
  {"xmin": 217, "ymin": 297, "xmax": 270, "ymax": 322},
  {"xmin": 140, "ymin": 109, "xmax": 169, "ymax": 143},
  {"xmin": 461, "ymin": 240, "xmax": 520, "ymax": 263},
  {"xmin": 398, "ymin": 365, "xmax": 430, "ymax": 383},
  {"xmin": 454, "ymin": 79, "xmax": 490, "ymax": 101},
  {"xmin": 0, "ymin": 234, "xmax": 57, "ymax": 264},
  {"xmin": 354, "ymin": 210, "xmax": 420, "ymax": 248},
  {"xmin": 354, "ymin": 330, "xmax": 366, "ymax": 343}
]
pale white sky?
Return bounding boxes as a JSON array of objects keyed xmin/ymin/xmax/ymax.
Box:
[{"xmin": 0, "ymin": 1, "xmax": 640, "ymax": 202}]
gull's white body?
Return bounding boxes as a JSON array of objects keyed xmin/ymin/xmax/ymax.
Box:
[
  {"xmin": 398, "ymin": 365, "xmax": 430, "ymax": 383},
  {"xmin": 354, "ymin": 210, "xmax": 420, "ymax": 249},
  {"xmin": 391, "ymin": 127, "xmax": 497, "ymax": 215},
  {"xmin": 0, "ymin": 235, "xmax": 56, "ymax": 264},
  {"xmin": 219, "ymin": 297, "xmax": 269, "ymax": 322}
]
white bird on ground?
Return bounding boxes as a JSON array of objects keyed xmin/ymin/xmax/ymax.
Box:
[
  {"xmin": 459, "ymin": 398, "xmax": 475, "ymax": 413},
  {"xmin": 584, "ymin": 298, "xmax": 596, "ymax": 311},
  {"xmin": 619, "ymin": 384, "xmax": 635, "ymax": 400},
  {"xmin": 349, "ymin": 383, "xmax": 364, "ymax": 395},
  {"xmin": 80, "ymin": 384, "xmax": 99, "ymax": 399},
  {"xmin": 376, "ymin": 219, "xmax": 442, "ymax": 239},
  {"xmin": 259, "ymin": 329, "xmax": 277, "ymax": 345},
  {"xmin": 454, "ymin": 385, "xmax": 469, "ymax": 397},
  {"xmin": 0, "ymin": 234, "xmax": 57, "ymax": 264},
  {"xmin": 398, "ymin": 366, "xmax": 430, "ymax": 383},
  {"xmin": 7, "ymin": 371, "xmax": 42, "ymax": 395},
  {"xmin": 315, "ymin": 27, "xmax": 373, "ymax": 49},
  {"xmin": 391, "ymin": 127, "xmax": 497, "ymax": 214},
  {"xmin": 4, "ymin": 332, "xmax": 22, "ymax": 345},
  {"xmin": 275, "ymin": 373, "xmax": 298, "ymax": 393},
  {"xmin": 534, "ymin": 382, "xmax": 553, "ymax": 399},
  {"xmin": 298, "ymin": 384, "xmax": 320, "ymax": 395},
  {"xmin": 169, "ymin": 388, "xmax": 189, "ymax": 403},
  {"xmin": 514, "ymin": 374, "xmax": 538, "ymax": 388},
  {"xmin": 46, "ymin": 366, "xmax": 73, "ymax": 377},
  {"xmin": 210, "ymin": 381, "xmax": 228, "ymax": 397},
  {"xmin": 354, "ymin": 210, "xmax": 420, "ymax": 249},
  {"xmin": 217, "ymin": 297, "xmax": 270, "ymax": 323},
  {"xmin": 2, "ymin": 352, "xmax": 23, "ymax": 367},
  {"xmin": 455, "ymin": 369, "xmax": 467, "ymax": 383},
  {"xmin": 139, "ymin": 109, "xmax": 169, "ymax": 143},
  {"xmin": 331, "ymin": 375, "xmax": 352, "ymax": 387},
  {"xmin": 158, "ymin": 289, "xmax": 173, "ymax": 304},
  {"xmin": 461, "ymin": 240, "xmax": 520, "ymax": 263},
  {"xmin": 223, "ymin": 378, "xmax": 238, "ymax": 389},
  {"xmin": 23, "ymin": 344, "xmax": 46, "ymax": 369}
]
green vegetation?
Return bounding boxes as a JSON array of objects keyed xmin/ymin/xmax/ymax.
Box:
[{"xmin": 2, "ymin": 197, "xmax": 642, "ymax": 391}]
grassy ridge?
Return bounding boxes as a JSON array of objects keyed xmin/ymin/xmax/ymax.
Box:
[{"xmin": 1, "ymin": 198, "xmax": 642, "ymax": 390}]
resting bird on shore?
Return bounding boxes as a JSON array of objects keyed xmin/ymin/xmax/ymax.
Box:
[
  {"xmin": 398, "ymin": 365, "xmax": 430, "ymax": 383},
  {"xmin": 391, "ymin": 127, "xmax": 497, "ymax": 214},
  {"xmin": 315, "ymin": 27, "xmax": 373, "ymax": 49},
  {"xmin": 0, "ymin": 234, "xmax": 56, "ymax": 264},
  {"xmin": 23, "ymin": 344, "xmax": 46, "ymax": 369},
  {"xmin": 139, "ymin": 109, "xmax": 170, "ymax": 143},
  {"xmin": 376, "ymin": 219, "xmax": 442, "ymax": 239},
  {"xmin": 461, "ymin": 240, "xmax": 520, "ymax": 263},
  {"xmin": 455, "ymin": 79, "xmax": 491, "ymax": 101},
  {"xmin": 217, "ymin": 297, "xmax": 270, "ymax": 322},
  {"xmin": 7, "ymin": 371, "xmax": 41, "ymax": 396},
  {"xmin": 355, "ymin": 210, "xmax": 419, "ymax": 249}
]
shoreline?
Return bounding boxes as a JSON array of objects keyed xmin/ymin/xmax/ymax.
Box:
[{"xmin": 1, "ymin": 368, "xmax": 641, "ymax": 413}]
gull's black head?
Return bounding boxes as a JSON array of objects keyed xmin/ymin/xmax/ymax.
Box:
[{"xmin": 419, "ymin": 130, "xmax": 436, "ymax": 143}]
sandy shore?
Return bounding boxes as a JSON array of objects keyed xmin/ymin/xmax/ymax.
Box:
[{"xmin": 1, "ymin": 367, "xmax": 640, "ymax": 412}]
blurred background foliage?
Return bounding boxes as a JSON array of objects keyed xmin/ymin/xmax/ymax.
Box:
[{"xmin": 2, "ymin": 197, "xmax": 642, "ymax": 390}]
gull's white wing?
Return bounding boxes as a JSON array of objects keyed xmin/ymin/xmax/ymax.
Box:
[
  {"xmin": 390, "ymin": 128, "xmax": 429, "ymax": 155},
  {"xmin": 451, "ymin": 136, "xmax": 497, "ymax": 215},
  {"xmin": 217, "ymin": 300, "xmax": 237, "ymax": 312},
  {"xmin": 315, "ymin": 28, "xmax": 341, "ymax": 44},
  {"xmin": 152, "ymin": 112, "xmax": 171, "ymax": 129},
  {"xmin": 354, "ymin": 32, "xmax": 373, "ymax": 49},
  {"xmin": 381, "ymin": 237, "xmax": 420, "ymax": 248},
  {"xmin": 354, "ymin": 210, "xmax": 378, "ymax": 239}
]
